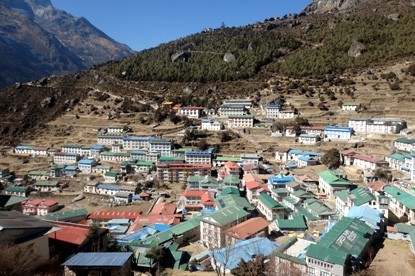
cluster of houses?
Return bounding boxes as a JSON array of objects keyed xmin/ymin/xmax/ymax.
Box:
[{"xmin": 3, "ymin": 96, "xmax": 415, "ymax": 275}]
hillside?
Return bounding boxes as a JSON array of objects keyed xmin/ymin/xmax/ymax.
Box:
[
  {"xmin": 1, "ymin": 0, "xmax": 415, "ymax": 148},
  {"xmin": 105, "ymin": 0, "xmax": 415, "ymax": 82},
  {"xmin": 0, "ymin": 0, "xmax": 133, "ymax": 88}
]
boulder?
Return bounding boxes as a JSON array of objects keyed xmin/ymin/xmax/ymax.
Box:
[
  {"xmin": 171, "ymin": 51, "xmax": 189, "ymax": 62},
  {"xmin": 387, "ymin": 13, "xmax": 400, "ymax": 21},
  {"xmin": 223, "ymin": 53, "xmax": 236, "ymax": 63},
  {"xmin": 347, "ymin": 40, "xmax": 366, "ymax": 58}
]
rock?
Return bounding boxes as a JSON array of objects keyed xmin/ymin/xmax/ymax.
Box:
[
  {"xmin": 304, "ymin": 23, "xmax": 313, "ymax": 33},
  {"xmin": 39, "ymin": 78, "xmax": 48, "ymax": 85},
  {"xmin": 248, "ymin": 42, "xmax": 257, "ymax": 51},
  {"xmin": 411, "ymin": 0, "xmax": 415, "ymax": 7},
  {"xmin": 171, "ymin": 51, "xmax": 189, "ymax": 62},
  {"xmin": 183, "ymin": 87, "xmax": 193, "ymax": 95},
  {"xmin": 387, "ymin": 13, "xmax": 400, "ymax": 21},
  {"xmin": 15, "ymin": 82, "xmax": 22, "ymax": 89},
  {"xmin": 347, "ymin": 40, "xmax": 366, "ymax": 58},
  {"xmin": 223, "ymin": 53, "xmax": 236, "ymax": 63}
]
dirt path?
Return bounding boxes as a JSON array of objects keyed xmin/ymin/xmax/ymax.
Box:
[{"xmin": 368, "ymin": 239, "xmax": 415, "ymax": 276}]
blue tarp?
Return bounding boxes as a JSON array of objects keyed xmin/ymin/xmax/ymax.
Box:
[
  {"xmin": 209, "ymin": 237, "xmax": 280, "ymax": 270},
  {"xmin": 346, "ymin": 206, "xmax": 381, "ymax": 230}
]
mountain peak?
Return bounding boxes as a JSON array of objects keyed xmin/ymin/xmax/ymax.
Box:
[{"xmin": 0, "ymin": 0, "xmax": 133, "ymax": 88}]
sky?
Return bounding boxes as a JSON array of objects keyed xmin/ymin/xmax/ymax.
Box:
[{"xmin": 52, "ymin": 0, "xmax": 312, "ymax": 51}]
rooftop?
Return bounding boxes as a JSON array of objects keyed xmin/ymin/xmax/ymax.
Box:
[
  {"xmin": 225, "ymin": 217, "xmax": 270, "ymax": 240},
  {"xmin": 63, "ymin": 252, "xmax": 133, "ymax": 267}
]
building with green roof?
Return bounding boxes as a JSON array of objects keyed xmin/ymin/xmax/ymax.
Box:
[
  {"xmin": 220, "ymin": 186, "xmax": 240, "ymax": 196},
  {"xmin": 222, "ymin": 174, "xmax": 240, "ymax": 187},
  {"xmin": 44, "ymin": 208, "xmax": 88, "ymax": 222},
  {"xmin": 274, "ymin": 214, "xmax": 307, "ymax": 232},
  {"xmin": 32, "ymin": 180, "xmax": 60, "ymax": 192},
  {"xmin": 305, "ymin": 216, "xmax": 376, "ymax": 276},
  {"xmin": 318, "ymin": 170, "xmax": 356, "ymax": 198},
  {"xmin": 384, "ymin": 186, "xmax": 415, "ymax": 224},
  {"xmin": 215, "ymin": 194, "xmax": 254, "ymax": 211},
  {"xmin": 200, "ymin": 206, "xmax": 250, "ymax": 249},
  {"xmin": 386, "ymin": 153, "xmax": 406, "ymax": 171},
  {"xmin": 335, "ymin": 187, "xmax": 376, "ymax": 217},
  {"xmin": 303, "ymin": 198, "xmax": 335, "ymax": 219},
  {"xmin": 4, "ymin": 186, "xmax": 29, "ymax": 197},
  {"xmin": 257, "ymin": 193, "xmax": 286, "ymax": 221},
  {"xmin": 394, "ymin": 137, "xmax": 415, "ymax": 152}
]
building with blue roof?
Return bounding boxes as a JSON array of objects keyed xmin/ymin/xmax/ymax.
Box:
[
  {"xmin": 122, "ymin": 136, "xmax": 155, "ymax": 151},
  {"xmin": 185, "ymin": 149, "xmax": 214, "ymax": 164},
  {"xmin": 266, "ymin": 104, "xmax": 281, "ymax": 118},
  {"xmin": 268, "ymin": 174, "xmax": 296, "ymax": 188},
  {"xmin": 209, "ymin": 237, "xmax": 280, "ymax": 273},
  {"xmin": 201, "ymin": 119, "xmax": 223, "ymax": 131},
  {"xmin": 117, "ymin": 224, "xmax": 171, "ymax": 244},
  {"xmin": 63, "ymin": 252, "xmax": 133, "ymax": 275},
  {"xmin": 78, "ymin": 159, "xmax": 97, "ymax": 173},
  {"xmin": 297, "ymin": 155, "xmax": 318, "ymax": 168},
  {"xmin": 346, "ymin": 206, "xmax": 384, "ymax": 232},
  {"xmin": 324, "ymin": 126, "xmax": 353, "ymax": 140},
  {"xmin": 64, "ymin": 165, "xmax": 79, "ymax": 177}
]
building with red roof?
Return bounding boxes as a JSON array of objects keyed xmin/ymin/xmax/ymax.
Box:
[
  {"xmin": 245, "ymin": 176, "xmax": 270, "ymax": 205},
  {"xmin": 180, "ymin": 190, "xmax": 216, "ymax": 211},
  {"xmin": 37, "ymin": 199, "xmax": 59, "ymax": 216},
  {"xmin": 150, "ymin": 202, "xmax": 176, "ymax": 215},
  {"xmin": 368, "ymin": 180, "xmax": 390, "ymax": 193},
  {"xmin": 47, "ymin": 221, "xmax": 108, "ymax": 262},
  {"xmin": 156, "ymin": 163, "xmax": 211, "ymax": 183},
  {"xmin": 89, "ymin": 210, "xmax": 140, "ymax": 221},
  {"xmin": 22, "ymin": 199, "xmax": 44, "ymax": 215},
  {"xmin": 225, "ymin": 217, "xmax": 270, "ymax": 244}
]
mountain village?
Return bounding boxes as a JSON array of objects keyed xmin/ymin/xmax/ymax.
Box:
[{"xmin": 2, "ymin": 94, "xmax": 415, "ymax": 276}]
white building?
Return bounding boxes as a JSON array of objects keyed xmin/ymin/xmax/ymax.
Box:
[
  {"xmin": 185, "ymin": 149, "xmax": 214, "ymax": 164},
  {"xmin": 53, "ymin": 153, "xmax": 80, "ymax": 164},
  {"xmin": 92, "ymin": 165, "xmax": 112, "ymax": 175},
  {"xmin": 107, "ymin": 125, "xmax": 126, "ymax": 133},
  {"xmin": 394, "ymin": 138, "xmax": 415, "ymax": 152},
  {"xmin": 178, "ymin": 106, "xmax": 204, "ymax": 118},
  {"xmin": 324, "ymin": 126, "xmax": 353, "ymax": 140},
  {"xmin": 352, "ymin": 154, "xmax": 389, "ymax": 171},
  {"xmin": 342, "ymin": 102, "xmax": 360, "ymax": 111},
  {"xmin": 97, "ymin": 133, "xmax": 124, "ymax": 145},
  {"xmin": 278, "ymin": 110, "xmax": 296, "ymax": 119},
  {"xmin": 100, "ymin": 152, "xmax": 130, "ymax": 162},
  {"xmin": 200, "ymin": 206, "xmax": 250, "ymax": 249},
  {"xmin": 14, "ymin": 145, "xmax": 35, "ymax": 155},
  {"xmin": 265, "ymin": 104, "xmax": 281, "ymax": 118},
  {"xmin": 349, "ymin": 118, "xmax": 406, "ymax": 134},
  {"xmin": 77, "ymin": 159, "xmax": 98, "ymax": 173},
  {"xmin": 298, "ymin": 134, "xmax": 319, "ymax": 144},
  {"xmin": 222, "ymin": 99, "xmax": 252, "ymax": 109},
  {"xmin": 218, "ymin": 105, "xmax": 247, "ymax": 117},
  {"xmin": 228, "ymin": 115, "xmax": 254, "ymax": 128},
  {"xmin": 122, "ymin": 136, "xmax": 155, "ymax": 150},
  {"xmin": 61, "ymin": 144, "xmax": 84, "ymax": 155},
  {"xmin": 149, "ymin": 139, "xmax": 173, "ymax": 156},
  {"xmin": 201, "ymin": 119, "xmax": 223, "ymax": 131}
]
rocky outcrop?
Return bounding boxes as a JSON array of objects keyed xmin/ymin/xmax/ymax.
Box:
[
  {"xmin": 348, "ymin": 40, "xmax": 367, "ymax": 58},
  {"xmin": 304, "ymin": 0, "xmax": 361, "ymax": 14}
]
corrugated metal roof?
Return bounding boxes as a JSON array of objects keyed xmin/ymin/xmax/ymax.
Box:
[{"xmin": 63, "ymin": 252, "xmax": 133, "ymax": 267}]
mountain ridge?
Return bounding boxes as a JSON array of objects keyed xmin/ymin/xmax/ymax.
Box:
[{"xmin": 0, "ymin": 0, "xmax": 133, "ymax": 88}]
